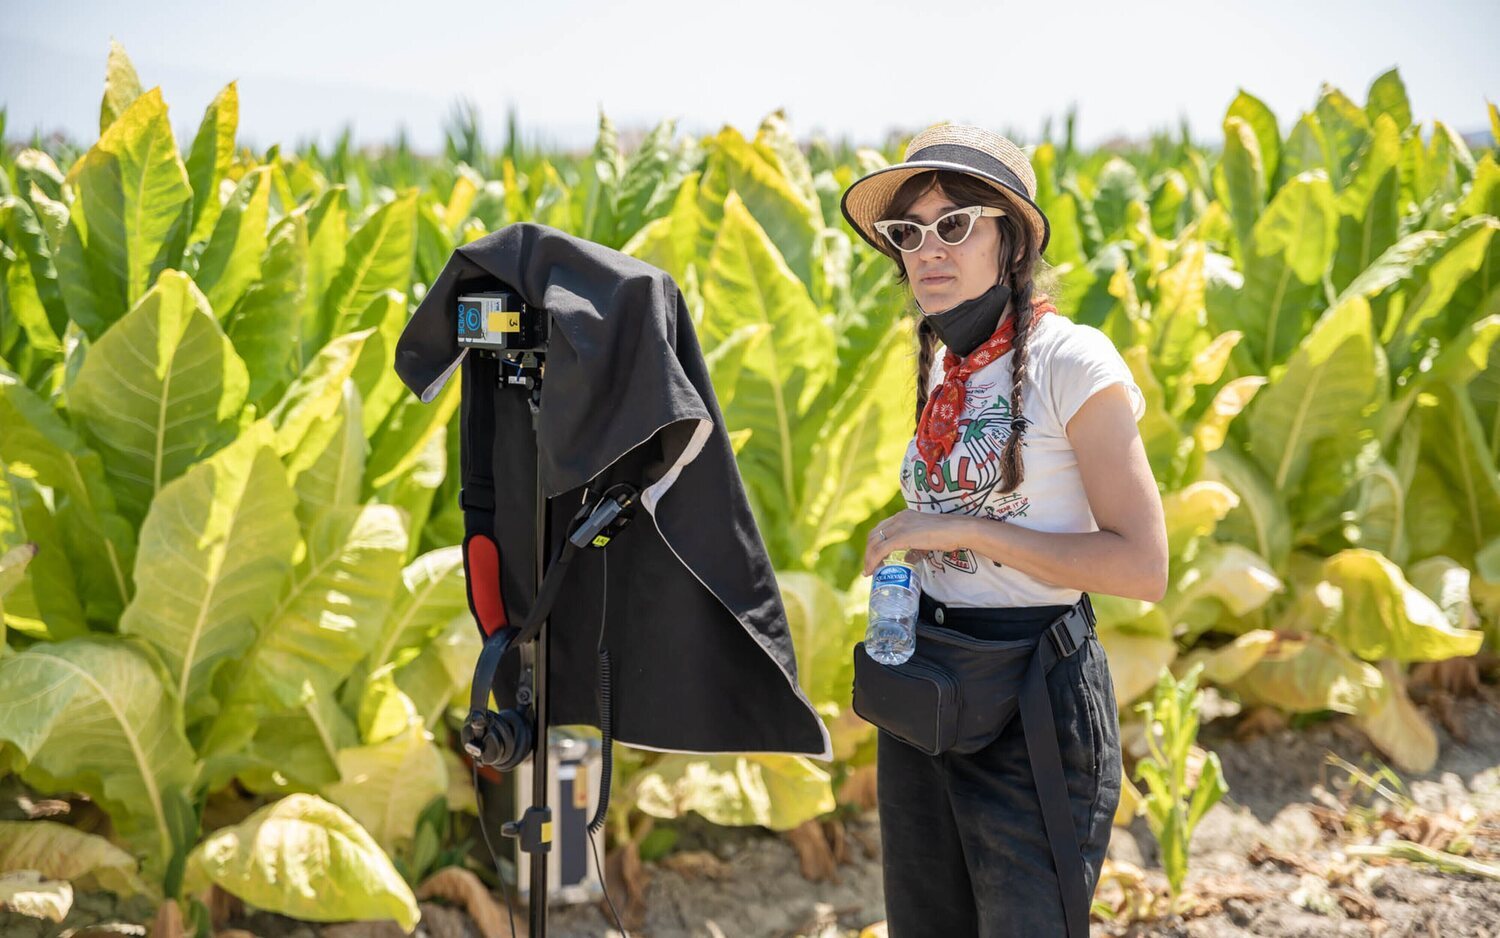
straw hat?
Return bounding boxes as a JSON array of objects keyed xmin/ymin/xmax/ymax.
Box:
[{"xmin": 840, "ymin": 122, "xmax": 1051, "ymax": 258}]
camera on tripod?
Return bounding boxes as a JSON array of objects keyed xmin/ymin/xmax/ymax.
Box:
[{"xmin": 457, "ymin": 289, "xmax": 546, "ymax": 353}]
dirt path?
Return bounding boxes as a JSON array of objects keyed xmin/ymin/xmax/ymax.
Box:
[
  {"xmin": 545, "ymin": 693, "xmax": 1500, "ymax": 937},
  {"xmin": 8, "ymin": 697, "xmax": 1497, "ymax": 938}
]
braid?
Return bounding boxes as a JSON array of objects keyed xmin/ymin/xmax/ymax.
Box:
[
  {"xmin": 997, "ymin": 273, "xmax": 1037, "ymax": 494},
  {"xmin": 915, "ymin": 317, "xmax": 938, "ymax": 431}
]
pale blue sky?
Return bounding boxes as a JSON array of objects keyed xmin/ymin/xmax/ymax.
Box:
[{"xmin": 3, "ymin": 0, "xmax": 1497, "ymax": 155}]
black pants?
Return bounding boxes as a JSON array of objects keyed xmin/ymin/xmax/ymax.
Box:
[{"xmin": 876, "ymin": 593, "xmax": 1122, "ymax": 937}]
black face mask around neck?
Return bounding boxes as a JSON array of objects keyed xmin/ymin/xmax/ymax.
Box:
[{"xmin": 921, "ymin": 280, "xmax": 1013, "ymax": 358}]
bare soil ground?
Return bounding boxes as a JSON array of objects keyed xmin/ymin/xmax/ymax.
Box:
[{"xmin": 7, "ymin": 694, "xmax": 1497, "ymax": 938}]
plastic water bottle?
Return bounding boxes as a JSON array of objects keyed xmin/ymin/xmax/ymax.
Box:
[{"xmin": 866, "ymin": 549, "xmax": 920, "ymax": 665}]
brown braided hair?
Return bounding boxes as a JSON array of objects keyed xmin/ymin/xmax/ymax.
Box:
[{"xmin": 882, "ymin": 170, "xmax": 1059, "ymax": 494}]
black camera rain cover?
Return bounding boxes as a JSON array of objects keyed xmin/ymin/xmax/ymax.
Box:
[{"xmin": 394, "ymin": 222, "xmax": 831, "ymax": 759}]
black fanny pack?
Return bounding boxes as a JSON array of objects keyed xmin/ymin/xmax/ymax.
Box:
[
  {"xmin": 850, "ymin": 591, "xmax": 1099, "ymax": 938},
  {"xmin": 851, "ymin": 592, "xmax": 1096, "ymax": 756}
]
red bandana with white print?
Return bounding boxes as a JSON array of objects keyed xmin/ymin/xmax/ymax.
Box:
[{"xmin": 915, "ymin": 295, "xmax": 1056, "ymax": 489}]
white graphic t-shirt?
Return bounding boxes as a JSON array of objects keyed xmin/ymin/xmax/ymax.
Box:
[{"xmin": 898, "ymin": 313, "xmax": 1146, "ymax": 607}]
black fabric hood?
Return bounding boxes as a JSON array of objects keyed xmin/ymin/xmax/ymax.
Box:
[{"xmin": 394, "ymin": 222, "xmax": 831, "ymax": 758}]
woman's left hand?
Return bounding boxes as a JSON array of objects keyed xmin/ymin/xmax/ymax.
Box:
[{"xmin": 863, "ymin": 509, "xmax": 971, "ymax": 577}]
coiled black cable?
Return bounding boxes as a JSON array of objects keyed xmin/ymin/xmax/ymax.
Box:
[{"xmin": 591, "ymin": 551, "xmax": 627, "ymax": 935}]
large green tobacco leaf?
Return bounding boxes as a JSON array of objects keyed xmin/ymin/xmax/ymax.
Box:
[
  {"xmin": 0, "ymin": 214, "xmax": 60, "ymax": 387},
  {"xmin": 201, "ymin": 684, "xmax": 355, "ymax": 795},
  {"xmin": 1226, "ymin": 90, "xmax": 1282, "ymax": 192},
  {"xmin": 576, "ymin": 111, "xmax": 625, "ymax": 244},
  {"xmin": 753, "ymin": 111, "xmax": 819, "ymax": 221},
  {"xmin": 1320, "ymin": 549, "xmax": 1485, "ymax": 661},
  {"xmin": 1357, "ymin": 661, "xmax": 1439, "ymax": 774},
  {"xmin": 1161, "ymin": 481, "xmax": 1240, "ymax": 559},
  {"xmin": 0, "ymin": 820, "xmax": 153, "ymax": 899},
  {"xmin": 98, "ymin": 40, "xmax": 143, "ymax": 136},
  {"xmin": 1330, "ymin": 114, "xmax": 1401, "ymax": 296},
  {"xmin": 288, "ymin": 381, "xmax": 365, "ymax": 526},
  {"xmin": 347, "ymin": 290, "xmax": 410, "ymax": 436},
  {"xmin": 1381, "ymin": 217, "xmax": 1499, "ymax": 377},
  {"xmin": 362, "ymin": 546, "xmax": 467, "ymax": 675},
  {"xmin": 633, "ymin": 754, "xmax": 836, "ymax": 833},
  {"xmin": 791, "ymin": 316, "xmax": 913, "ymax": 569},
  {"xmin": 701, "ymin": 192, "xmax": 835, "ymax": 551},
  {"xmin": 1228, "ymin": 632, "xmax": 1383, "ymax": 715},
  {"xmin": 1215, "ymin": 116, "xmax": 1266, "ymax": 266},
  {"xmin": 612, "ymin": 119, "xmax": 697, "ymax": 246},
  {"xmin": 297, "ymin": 187, "xmax": 350, "ymax": 364},
  {"xmin": 0, "ymin": 638, "xmax": 198, "ymax": 884},
  {"xmin": 778, "ymin": 571, "xmax": 856, "ymax": 707},
  {"xmin": 0, "ymin": 372, "xmax": 135, "ymax": 620},
  {"xmin": 1232, "ymin": 171, "xmax": 1339, "ymax": 370},
  {"xmin": 322, "ymin": 723, "xmax": 447, "ymax": 854},
  {"xmin": 393, "ymin": 614, "xmax": 481, "ymax": 733},
  {"xmin": 321, "ymin": 192, "xmax": 418, "ymax": 344},
  {"xmin": 184, "ymin": 82, "xmax": 240, "ymax": 245},
  {"xmin": 1414, "ymin": 382, "xmax": 1500, "ymax": 566},
  {"xmin": 1314, "ymin": 86, "xmax": 1372, "ymax": 192},
  {"xmin": 225, "ymin": 209, "xmax": 310, "ymax": 409},
  {"xmin": 1245, "ymin": 294, "xmax": 1385, "ymax": 506},
  {"xmin": 1164, "ymin": 541, "xmax": 1283, "ymax": 643},
  {"xmin": 696, "ymin": 129, "xmax": 821, "ymax": 290},
  {"xmin": 0, "ymin": 474, "xmax": 87, "ymax": 639},
  {"xmin": 184, "ymin": 793, "xmax": 418, "ymax": 931},
  {"xmin": 364, "ymin": 374, "xmax": 459, "ymax": 495},
  {"xmin": 220, "ymin": 505, "xmax": 408, "ymax": 714},
  {"xmin": 195, "ymin": 166, "xmax": 272, "ymax": 317},
  {"xmin": 268, "ymin": 329, "xmax": 373, "ymax": 459},
  {"xmin": 69, "ymin": 270, "xmax": 249, "ymax": 524},
  {"xmin": 118, "ymin": 422, "xmax": 299, "ymax": 727},
  {"xmin": 3, "ymin": 194, "xmax": 69, "ymax": 342},
  {"xmin": 1148, "ymin": 241, "xmax": 1211, "ymax": 381},
  {"xmin": 57, "ymin": 88, "xmax": 193, "ymax": 339},
  {"xmin": 1365, "ymin": 68, "xmax": 1413, "ymax": 133},
  {"xmin": 621, "ymin": 170, "xmax": 705, "ymax": 287}
]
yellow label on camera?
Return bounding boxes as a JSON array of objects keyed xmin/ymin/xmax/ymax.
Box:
[
  {"xmin": 591, "ymin": 534, "xmax": 611, "ymax": 547},
  {"xmin": 540, "ymin": 821, "xmax": 553, "ymax": 843},
  {"xmin": 488, "ymin": 311, "xmax": 521, "ymax": 332}
]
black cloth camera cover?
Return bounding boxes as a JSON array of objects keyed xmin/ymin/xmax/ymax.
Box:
[{"xmin": 394, "ymin": 222, "xmax": 831, "ymax": 759}]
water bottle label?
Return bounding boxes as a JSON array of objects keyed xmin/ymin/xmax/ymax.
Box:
[{"xmin": 874, "ymin": 564, "xmax": 913, "ymax": 589}]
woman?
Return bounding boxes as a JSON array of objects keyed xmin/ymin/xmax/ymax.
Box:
[{"xmin": 839, "ymin": 123, "xmax": 1168, "ymax": 937}]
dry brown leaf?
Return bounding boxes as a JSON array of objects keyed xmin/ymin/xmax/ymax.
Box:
[
  {"xmin": 1333, "ymin": 885, "xmax": 1379, "ymax": 920},
  {"xmin": 603, "ymin": 839, "xmax": 649, "ymax": 931},
  {"xmin": 784, "ymin": 819, "xmax": 840, "ymax": 883},
  {"xmin": 1234, "ymin": 706, "xmax": 1287, "ymax": 741},
  {"xmin": 1247, "ymin": 842, "xmax": 1322, "ymax": 876},
  {"xmin": 1410, "ymin": 657, "xmax": 1481, "ymax": 697},
  {"xmin": 207, "ymin": 885, "xmax": 243, "ymax": 929},
  {"xmin": 837, "ymin": 765, "xmax": 878, "ymax": 810},
  {"xmin": 416, "ymin": 867, "xmax": 511, "ymax": 938},
  {"xmin": 822, "ymin": 818, "xmax": 850, "ymax": 866},
  {"xmin": 1176, "ymin": 875, "xmax": 1275, "ymax": 919},
  {"xmin": 1425, "ymin": 691, "xmax": 1467, "ymax": 742},
  {"xmin": 17, "ymin": 797, "xmax": 71, "ymax": 819},
  {"xmin": 149, "ymin": 899, "xmax": 184, "ymax": 938},
  {"xmin": 658, "ymin": 849, "xmax": 732, "ymax": 880}
]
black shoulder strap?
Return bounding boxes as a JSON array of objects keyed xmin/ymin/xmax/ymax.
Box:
[{"xmin": 1022, "ymin": 596, "xmax": 1097, "ymax": 938}]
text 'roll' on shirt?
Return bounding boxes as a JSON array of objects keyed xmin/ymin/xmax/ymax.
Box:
[{"xmin": 898, "ymin": 312, "xmax": 1147, "ymax": 608}]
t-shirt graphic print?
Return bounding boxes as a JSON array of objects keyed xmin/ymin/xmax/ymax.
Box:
[{"xmin": 898, "ymin": 312, "xmax": 1146, "ymax": 608}]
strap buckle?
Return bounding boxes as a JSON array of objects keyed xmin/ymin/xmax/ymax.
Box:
[{"xmin": 1047, "ymin": 598, "xmax": 1092, "ymax": 659}]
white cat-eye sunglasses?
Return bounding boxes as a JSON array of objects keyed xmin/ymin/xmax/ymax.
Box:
[{"xmin": 872, "ymin": 205, "xmax": 1008, "ymax": 253}]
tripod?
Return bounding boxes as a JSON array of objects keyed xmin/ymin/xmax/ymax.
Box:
[{"xmin": 461, "ymin": 346, "xmax": 635, "ymax": 938}]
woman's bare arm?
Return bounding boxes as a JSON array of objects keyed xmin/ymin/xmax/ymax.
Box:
[{"xmin": 945, "ymin": 383, "xmax": 1168, "ymax": 602}]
